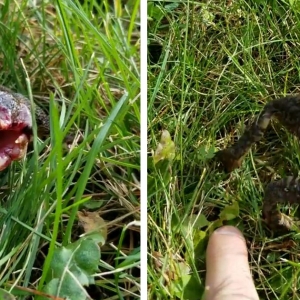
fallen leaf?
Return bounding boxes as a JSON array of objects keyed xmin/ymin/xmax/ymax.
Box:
[{"xmin": 77, "ymin": 210, "xmax": 107, "ymax": 243}]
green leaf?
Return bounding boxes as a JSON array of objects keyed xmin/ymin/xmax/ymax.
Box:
[
  {"xmin": 197, "ymin": 145, "xmax": 216, "ymax": 160},
  {"xmin": 73, "ymin": 238, "xmax": 100, "ymax": 273},
  {"xmin": 219, "ymin": 202, "xmax": 240, "ymax": 221},
  {"xmin": 179, "ymin": 214, "xmax": 210, "ymax": 237},
  {"xmin": 147, "ymin": 2, "xmax": 164, "ymax": 21},
  {"xmin": 116, "ymin": 247, "xmax": 140, "ymax": 268},
  {"xmin": 41, "ymin": 237, "xmax": 100, "ymax": 299},
  {"xmin": 69, "ymin": 264, "xmax": 91, "ymax": 286},
  {"xmin": 50, "ymin": 247, "xmax": 72, "ymax": 278},
  {"xmin": 170, "ymin": 265, "xmax": 204, "ymax": 300},
  {"xmin": 43, "ymin": 276, "xmax": 89, "ymax": 300},
  {"xmin": 0, "ymin": 288, "xmax": 15, "ymax": 300}
]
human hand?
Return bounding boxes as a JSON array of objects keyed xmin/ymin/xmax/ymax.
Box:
[{"xmin": 205, "ymin": 226, "xmax": 259, "ymax": 300}]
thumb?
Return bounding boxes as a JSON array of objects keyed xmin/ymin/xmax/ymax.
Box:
[{"xmin": 205, "ymin": 226, "xmax": 259, "ymax": 300}]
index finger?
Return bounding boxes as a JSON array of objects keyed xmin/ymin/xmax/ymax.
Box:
[{"xmin": 205, "ymin": 226, "xmax": 259, "ymax": 300}]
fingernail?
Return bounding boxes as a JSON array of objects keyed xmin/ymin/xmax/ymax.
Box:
[{"xmin": 214, "ymin": 226, "xmax": 243, "ymax": 237}]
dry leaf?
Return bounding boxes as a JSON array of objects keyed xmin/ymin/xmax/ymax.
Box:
[{"xmin": 77, "ymin": 210, "xmax": 108, "ymax": 242}]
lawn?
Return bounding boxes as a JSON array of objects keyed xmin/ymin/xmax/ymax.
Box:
[
  {"xmin": 0, "ymin": 0, "xmax": 140, "ymax": 299},
  {"xmin": 148, "ymin": 1, "xmax": 300, "ymax": 299}
]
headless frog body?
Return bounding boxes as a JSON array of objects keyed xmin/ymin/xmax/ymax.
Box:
[
  {"xmin": 0, "ymin": 85, "xmax": 74, "ymax": 171},
  {"xmin": 215, "ymin": 95, "xmax": 300, "ymax": 233}
]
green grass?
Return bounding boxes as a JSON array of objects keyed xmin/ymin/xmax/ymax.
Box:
[
  {"xmin": 148, "ymin": 1, "xmax": 300, "ymax": 299},
  {"xmin": 0, "ymin": 0, "xmax": 140, "ymax": 299}
]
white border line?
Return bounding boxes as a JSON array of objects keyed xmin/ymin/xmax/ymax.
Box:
[{"xmin": 140, "ymin": 0, "xmax": 147, "ymax": 299}]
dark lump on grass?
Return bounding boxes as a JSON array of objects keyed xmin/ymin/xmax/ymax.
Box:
[{"xmin": 215, "ymin": 94, "xmax": 300, "ymax": 234}]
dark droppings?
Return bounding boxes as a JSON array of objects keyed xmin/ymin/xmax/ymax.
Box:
[{"xmin": 215, "ymin": 95, "xmax": 300, "ymax": 233}]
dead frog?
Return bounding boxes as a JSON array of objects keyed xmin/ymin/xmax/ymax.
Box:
[
  {"xmin": 0, "ymin": 85, "xmax": 75, "ymax": 171},
  {"xmin": 215, "ymin": 95, "xmax": 300, "ymax": 233}
]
